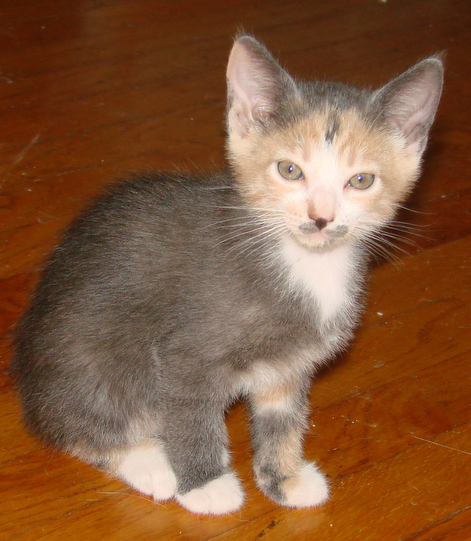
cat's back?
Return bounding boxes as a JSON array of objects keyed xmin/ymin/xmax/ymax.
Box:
[
  {"xmin": 12, "ymin": 171, "xmax": 272, "ymax": 357},
  {"xmin": 31, "ymin": 171, "xmax": 239, "ymax": 288},
  {"xmin": 62, "ymin": 171, "xmax": 235, "ymax": 250}
]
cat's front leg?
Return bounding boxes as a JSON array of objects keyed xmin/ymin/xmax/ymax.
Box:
[
  {"xmin": 163, "ymin": 398, "xmax": 244, "ymax": 515},
  {"xmin": 249, "ymin": 380, "xmax": 329, "ymax": 508}
]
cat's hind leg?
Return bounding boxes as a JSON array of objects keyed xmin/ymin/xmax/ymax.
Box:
[{"xmin": 109, "ymin": 440, "xmax": 177, "ymax": 501}]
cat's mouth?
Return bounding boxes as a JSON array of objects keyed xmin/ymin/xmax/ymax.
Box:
[{"xmin": 291, "ymin": 223, "xmax": 349, "ymax": 250}]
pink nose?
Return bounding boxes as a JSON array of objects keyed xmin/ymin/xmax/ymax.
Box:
[{"xmin": 307, "ymin": 188, "xmax": 337, "ymax": 225}]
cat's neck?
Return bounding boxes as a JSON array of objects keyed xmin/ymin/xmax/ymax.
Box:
[{"xmin": 280, "ymin": 234, "xmax": 363, "ymax": 324}]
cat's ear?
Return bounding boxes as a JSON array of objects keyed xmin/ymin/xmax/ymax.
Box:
[
  {"xmin": 372, "ymin": 56, "xmax": 444, "ymax": 155},
  {"xmin": 226, "ymin": 35, "xmax": 297, "ymax": 137}
]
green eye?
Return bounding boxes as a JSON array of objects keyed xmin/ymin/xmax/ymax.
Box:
[
  {"xmin": 278, "ymin": 161, "xmax": 304, "ymax": 181},
  {"xmin": 348, "ymin": 173, "xmax": 375, "ymax": 190}
]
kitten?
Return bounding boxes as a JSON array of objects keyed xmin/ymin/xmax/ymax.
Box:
[{"xmin": 10, "ymin": 35, "xmax": 443, "ymax": 515}]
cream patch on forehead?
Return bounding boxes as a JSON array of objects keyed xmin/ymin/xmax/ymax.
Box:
[
  {"xmin": 265, "ymin": 110, "xmax": 369, "ymax": 167},
  {"xmin": 282, "ymin": 109, "xmax": 404, "ymax": 185},
  {"xmin": 305, "ymin": 110, "xmax": 372, "ymax": 158},
  {"xmin": 267, "ymin": 111, "xmax": 379, "ymax": 185},
  {"xmin": 233, "ymin": 105, "xmax": 416, "ymax": 211}
]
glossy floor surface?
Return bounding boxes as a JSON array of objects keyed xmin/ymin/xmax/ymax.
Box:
[{"xmin": 1, "ymin": 1, "xmax": 470, "ymax": 539}]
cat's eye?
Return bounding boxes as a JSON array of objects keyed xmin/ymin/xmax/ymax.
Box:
[
  {"xmin": 277, "ymin": 161, "xmax": 304, "ymax": 181},
  {"xmin": 347, "ymin": 173, "xmax": 375, "ymax": 190}
]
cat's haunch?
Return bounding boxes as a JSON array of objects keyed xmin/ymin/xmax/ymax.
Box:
[{"xmin": 10, "ymin": 35, "xmax": 443, "ymax": 515}]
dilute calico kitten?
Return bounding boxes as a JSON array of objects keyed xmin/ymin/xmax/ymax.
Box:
[{"xmin": 11, "ymin": 35, "xmax": 443, "ymax": 515}]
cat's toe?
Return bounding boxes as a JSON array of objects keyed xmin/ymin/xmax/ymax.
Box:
[
  {"xmin": 280, "ymin": 462, "xmax": 330, "ymax": 508},
  {"xmin": 115, "ymin": 444, "xmax": 177, "ymax": 501},
  {"xmin": 176, "ymin": 472, "xmax": 244, "ymax": 515},
  {"xmin": 150, "ymin": 465, "xmax": 178, "ymax": 501}
]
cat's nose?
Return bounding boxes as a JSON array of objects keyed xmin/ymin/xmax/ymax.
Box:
[
  {"xmin": 315, "ymin": 218, "xmax": 328, "ymax": 231},
  {"xmin": 298, "ymin": 217, "xmax": 331, "ymax": 234}
]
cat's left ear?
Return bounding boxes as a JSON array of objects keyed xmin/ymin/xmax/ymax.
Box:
[
  {"xmin": 372, "ymin": 56, "xmax": 444, "ymax": 155},
  {"xmin": 226, "ymin": 35, "xmax": 297, "ymax": 137}
]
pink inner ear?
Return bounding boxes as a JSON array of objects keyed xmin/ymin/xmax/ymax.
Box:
[
  {"xmin": 380, "ymin": 59, "xmax": 443, "ymax": 150},
  {"xmin": 226, "ymin": 36, "xmax": 297, "ymax": 137},
  {"xmin": 227, "ymin": 41, "xmax": 275, "ymax": 128},
  {"xmin": 227, "ymin": 44, "xmax": 258, "ymax": 122},
  {"xmin": 392, "ymin": 82, "xmax": 440, "ymax": 145}
]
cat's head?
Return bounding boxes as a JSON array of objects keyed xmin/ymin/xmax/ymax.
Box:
[{"xmin": 226, "ymin": 35, "xmax": 443, "ymax": 251}]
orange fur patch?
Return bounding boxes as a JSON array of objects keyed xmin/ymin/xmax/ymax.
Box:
[{"xmin": 228, "ymin": 106, "xmax": 423, "ymax": 239}]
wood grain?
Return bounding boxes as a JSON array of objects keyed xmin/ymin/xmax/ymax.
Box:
[{"xmin": 1, "ymin": 0, "xmax": 470, "ymax": 539}]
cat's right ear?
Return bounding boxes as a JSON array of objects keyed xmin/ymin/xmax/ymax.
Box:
[
  {"xmin": 372, "ymin": 56, "xmax": 444, "ymax": 156},
  {"xmin": 226, "ymin": 35, "xmax": 297, "ymax": 137}
]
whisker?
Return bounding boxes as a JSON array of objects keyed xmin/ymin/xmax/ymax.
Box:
[
  {"xmin": 397, "ymin": 204, "xmax": 434, "ymax": 216},
  {"xmin": 234, "ymin": 225, "xmax": 286, "ymax": 258},
  {"xmin": 222, "ymin": 222, "xmax": 285, "ymax": 254},
  {"xmin": 386, "ymin": 220, "xmax": 432, "ymax": 235},
  {"xmin": 384, "ymin": 227, "xmax": 430, "ymax": 240},
  {"xmin": 381, "ymin": 221, "xmax": 433, "ymax": 249},
  {"xmin": 201, "ymin": 215, "xmax": 265, "ymax": 231},
  {"xmin": 360, "ymin": 236, "xmax": 400, "ymax": 264},
  {"xmin": 219, "ymin": 221, "xmax": 287, "ymax": 261},
  {"xmin": 379, "ymin": 231, "xmax": 421, "ymax": 247},
  {"xmin": 387, "ymin": 219, "xmax": 431, "ymax": 229},
  {"xmin": 200, "ymin": 185, "xmax": 234, "ymax": 191},
  {"xmin": 212, "ymin": 205, "xmax": 285, "ymax": 214},
  {"xmin": 211, "ymin": 220, "xmax": 274, "ymax": 248},
  {"xmin": 368, "ymin": 233, "xmax": 414, "ymax": 259},
  {"xmin": 353, "ymin": 221, "xmax": 419, "ymax": 265}
]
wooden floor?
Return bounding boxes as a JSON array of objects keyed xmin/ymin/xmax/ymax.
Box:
[{"xmin": 1, "ymin": 0, "xmax": 470, "ymax": 539}]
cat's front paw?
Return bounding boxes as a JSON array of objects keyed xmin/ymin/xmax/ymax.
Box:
[
  {"xmin": 256, "ymin": 461, "xmax": 329, "ymax": 508},
  {"xmin": 176, "ymin": 472, "xmax": 244, "ymax": 515},
  {"xmin": 280, "ymin": 462, "xmax": 330, "ymax": 508}
]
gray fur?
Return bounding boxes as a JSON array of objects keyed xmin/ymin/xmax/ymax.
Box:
[
  {"xmin": 12, "ymin": 171, "xmax": 350, "ymax": 494},
  {"xmin": 324, "ymin": 112, "xmax": 341, "ymax": 144},
  {"xmin": 10, "ymin": 35, "xmax": 443, "ymax": 507}
]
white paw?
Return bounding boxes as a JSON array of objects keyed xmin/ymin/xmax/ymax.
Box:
[
  {"xmin": 176, "ymin": 472, "xmax": 244, "ymax": 515},
  {"xmin": 116, "ymin": 444, "xmax": 177, "ymax": 501},
  {"xmin": 282, "ymin": 462, "xmax": 330, "ymax": 508}
]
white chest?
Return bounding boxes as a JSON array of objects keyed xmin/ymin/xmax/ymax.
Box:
[{"xmin": 281, "ymin": 236, "xmax": 355, "ymax": 323}]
